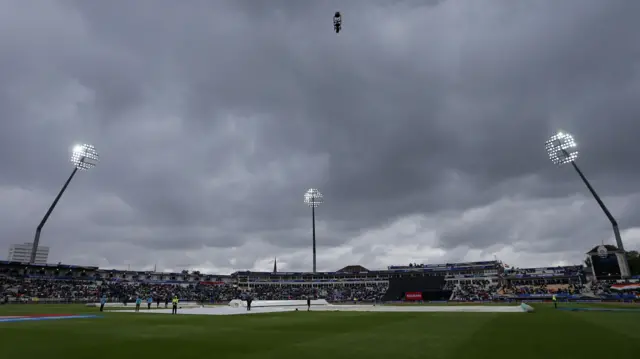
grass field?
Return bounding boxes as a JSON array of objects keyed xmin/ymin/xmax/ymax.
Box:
[{"xmin": 1, "ymin": 303, "xmax": 639, "ymax": 359}]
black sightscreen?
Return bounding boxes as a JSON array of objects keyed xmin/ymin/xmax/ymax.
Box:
[{"xmin": 382, "ymin": 276, "xmax": 450, "ymax": 301}]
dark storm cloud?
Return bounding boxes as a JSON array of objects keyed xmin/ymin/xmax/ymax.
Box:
[{"xmin": 0, "ymin": 0, "xmax": 639, "ymax": 271}]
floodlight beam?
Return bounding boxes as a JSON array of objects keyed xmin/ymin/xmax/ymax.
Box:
[{"xmin": 31, "ymin": 167, "xmax": 78, "ymax": 263}]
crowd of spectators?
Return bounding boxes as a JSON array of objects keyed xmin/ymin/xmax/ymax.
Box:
[
  {"xmin": 4, "ymin": 270, "xmax": 634, "ymax": 304},
  {"xmin": 1, "ymin": 274, "xmax": 388, "ymax": 304},
  {"xmin": 501, "ymin": 282, "xmax": 584, "ymax": 296},
  {"xmin": 591, "ymin": 280, "xmax": 616, "ymax": 296},
  {"xmin": 2, "ymin": 278, "xmax": 96, "ymax": 300},
  {"xmin": 96, "ymin": 281, "xmax": 240, "ymax": 303},
  {"xmin": 591, "ymin": 280, "xmax": 639, "ymax": 299},
  {"xmin": 451, "ymin": 280, "xmax": 499, "ymax": 301}
]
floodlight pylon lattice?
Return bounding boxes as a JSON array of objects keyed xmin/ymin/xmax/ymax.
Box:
[
  {"xmin": 545, "ymin": 132, "xmax": 578, "ymax": 165},
  {"xmin": 304, "ymin": 188, "xmax": 323, "ymax": 273},
  {"xmin": 31, "ymin": 144, "xmax": 99, "ymax": 263},
  {"xmin": 545, "ymin": 132, "xmax": 630, "ymax": 278}
]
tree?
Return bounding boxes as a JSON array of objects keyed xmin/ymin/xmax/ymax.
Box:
[{"xmin": 627, "ymin": 250, "xmax": 640, "ymax": 275}]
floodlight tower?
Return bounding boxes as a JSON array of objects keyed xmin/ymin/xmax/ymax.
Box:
[
  {"xmin": 30, "ymin": 144, "xmax": 98, "ymax": 263},
  {"xmin": 304, "ymin": 188, "xmax": 323, "ymax": 273},
  {"xmin": 545, "ymin": 132, "xmax": 630, "ymax": 278}
]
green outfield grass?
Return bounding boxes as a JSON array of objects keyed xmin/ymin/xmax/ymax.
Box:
[{"xmin": 1, "ymin": 304, "xmax": 639, "ymax": 359}]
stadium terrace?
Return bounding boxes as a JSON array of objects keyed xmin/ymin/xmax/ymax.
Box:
[{"xmin": 1, "ymin": 259, "xmax": 638, "ymax": 305}]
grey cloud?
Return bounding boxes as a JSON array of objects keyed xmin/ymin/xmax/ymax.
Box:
[
  {"xmin": 0, "ymin": 0, "xmax": 639, "ymax": 271},
  {"xmin": 436, "ymin": 194, "xmax": 640, "ymax": 252}
]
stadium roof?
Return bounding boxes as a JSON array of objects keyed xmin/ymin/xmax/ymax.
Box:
[
  {"xmin": 336, "ymin": 265, "xmax": 369, "ymax": 273},
  {"xmin": 586, "ymin": 244, "xmax": 619, "ymax": 254}
]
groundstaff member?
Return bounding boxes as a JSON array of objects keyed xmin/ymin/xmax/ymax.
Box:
[{"xmin": 172, "ymin": 296, "xmax": 179, "ymax": 314}]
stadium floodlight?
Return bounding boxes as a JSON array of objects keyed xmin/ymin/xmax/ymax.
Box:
[
  {"xmin": 304, "ymin": 188, "xmax": 323, "ymax": 273},
  {"xmin": 71, "ymin": 144, "xmax": 99, "ymax": 170},
  {"xmin": 545, "ymin": 132, "xmax": 578, "ymax": 165},
  {"xmin": 545, "ymin": 131, "xmax": 630, "ymax": 278},
  {"xmin": 31, "ymin": 144, "xmax": 99, "ymax": 263}
]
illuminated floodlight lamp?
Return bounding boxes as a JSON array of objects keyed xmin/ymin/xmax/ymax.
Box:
[
  {"xmin": 304, "ymin": 188, "xmax": 323, "ymax": 207},
  {"xmin": 71, "ymin": 144, "xmax": 99, "ymax": 170},
  {"xmin": 304, "ymin": 188, "xmax": 323, "ymax": 273},
  {"xmin": 545, "ymin": 132, "xmax": 578, "ymax": 165}
]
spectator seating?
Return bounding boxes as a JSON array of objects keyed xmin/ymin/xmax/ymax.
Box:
[
  {"xmin": 0, "ymin": 275, "xmax": 388, "ymax": 304},
  {"xmin": 500, "ymin": 283, "xmax": 584, "ymax": 297},
  {"xmin": 450, "ymin": 280, "xmax": 498, "ymax": 301},
  {"xmin": 4, "ymin": 267, "xmax": 634, "ymax": 304}
]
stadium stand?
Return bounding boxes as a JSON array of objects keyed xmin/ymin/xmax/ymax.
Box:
[
  {"xmin": 500, "ymin": 265, "xmax": 589, "ymax": 299},
  {"xmin": 1, "ymin": 259, "xmax": 638, "ymax": 305},
  {"xmin": 386, "ymin": 261, "xmax": 502, "ymax": 301}
]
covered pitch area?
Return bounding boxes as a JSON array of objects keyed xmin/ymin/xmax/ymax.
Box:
[{"xmin": 109, "ymin": 299, "xmax": 534, "ymax": 316}]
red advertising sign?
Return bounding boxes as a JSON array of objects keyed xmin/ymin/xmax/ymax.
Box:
[{"xmin": 405, "ymin": 292, "xmax": 422, "ymax": 301}]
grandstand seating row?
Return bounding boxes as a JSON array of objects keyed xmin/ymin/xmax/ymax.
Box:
[{"xmin": 1, "ymin": 261, "xmax": 638, "ymax": 303}]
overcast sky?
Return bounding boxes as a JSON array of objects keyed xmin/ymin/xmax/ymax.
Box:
[{"xmin": 1, "ymin": 0, "xmax": 639, "ymax": 274}]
